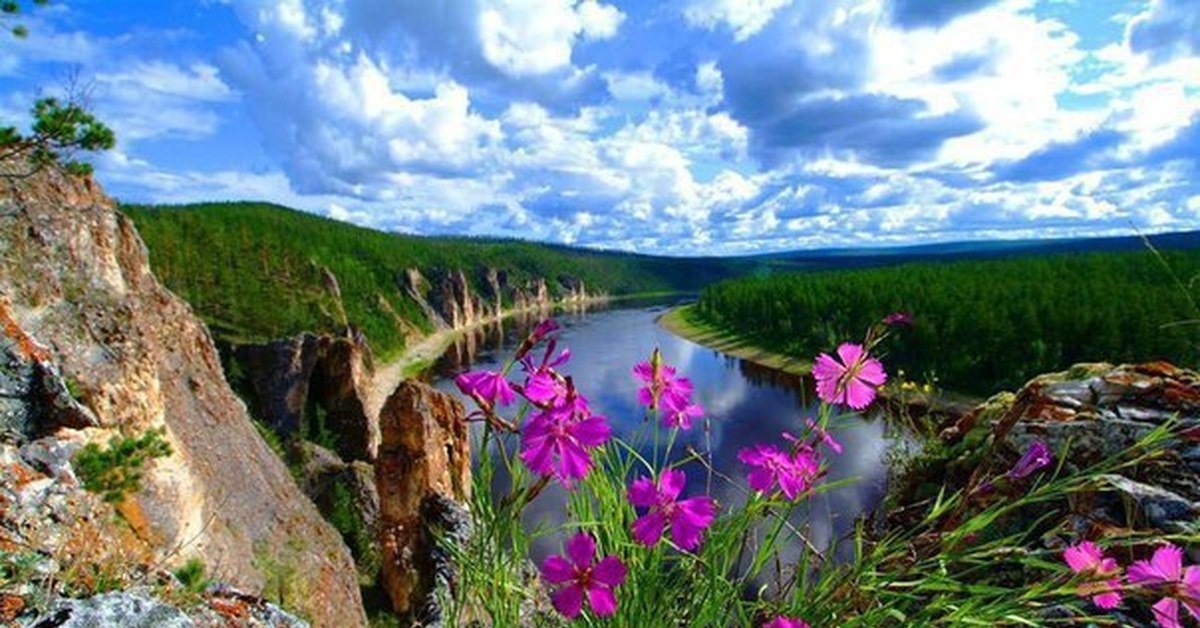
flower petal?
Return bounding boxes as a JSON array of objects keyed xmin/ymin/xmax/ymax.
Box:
[
  {"xmin": 572, "ymin": 416, "xmax": 611, "ymax": 448},
  {"xmin": 812, "ymin": 353, "xmax": 845, "ymax": 382},
  {"xmin": 565, "ymin": 533, "xmax": 596, "ymax": 569},
  {"xmin": 1063, "ymin": 542, "xmax": 1102, "ymax": 573},
  {"xmin": 587, "ymin": 584, "xmax": 618, "ymax": 617},
  {"xmin": 659, "ymin": 469, "xmax": 687, "ymax": 500},
  {"xmin": 1129, "ymin": 544, "xmax": 1183, "ymax": 585},
  {"xmin": 632, "ymin": 512, "xmax": 666, "ymax": 547},
  {"xmin": 856, "ymin": 357, "xmax": 887, "ymax": 386},
  {"xmin": 627, "ymin": 476, "xmax": 658, "ymax": 508},
  {"xmin": 592, "ymin": 556, "xmax": 627, "ymax": 587},
  {"xmin": 551, "ymin": 584, "xmax": 584, "ymax": 619},
  {"xmin": 836, "ymin": 343, "xmax": 865, "ymax": 369},
  {"xmin": 1152, "ymin": 597, "xmax": 1181, "ymax": 628},
  {"xmin": 540, "ymin": 555, "xmax": 575, "ymax": 584},
  {"xmin": 843, "ymin": 377, "xmax": 878, "ymax": 410}
]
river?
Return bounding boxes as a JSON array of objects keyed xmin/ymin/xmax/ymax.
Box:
[{"xmin": 417, "ymin": 299, "xmax": 908, "ymax": 565}]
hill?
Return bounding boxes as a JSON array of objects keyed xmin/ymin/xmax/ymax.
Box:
[{"xmin": 122, "ymin": 201, "xmax": 752, "ymax": 358}]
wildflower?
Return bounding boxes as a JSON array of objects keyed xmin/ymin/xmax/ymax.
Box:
[
  {"xmin": 812, "ymin": 343, "xmax": 887, "ymax": 410},
  {"xmin": 1063, "ymin": 541, "xmax": 1123, "ymax": 609},
  {"xmin": 455, "ymin": 370, "xmax": 515, "ymax": 407},
  {"xmin": 519, "ymin": 389, "xmax": 611, "ymax": 487},
  {"xmin": 661, "ymin": 392, "xmax": 704, "ymax": 430},
  {"xmin": 805, "ymin": 418, "xmax": 843, "ymax": 455},
  {"xmin": 763, "ymin": 617, "xmax": 810, "ymax": 628},
  {"xmin": 1007, "ymin": 440, "xmax": 1052, "ymax": 480},
  {"xmin": 521, "ymin": 340, "xmax": 571, "ymax": 405},
  {"xmin": 882, "ymin": 311, "xmax": 913, "ymax": 326},
  {"xmin": 633, "ymin": 348, "xmax": 693, "ymax": 410},
  {"xmin": 515, "ymin": 318, "xmax": 560, "ymax": 361},
  {"xmin": 540, "ymin": 532, "xmax": 626, "ymax": 619},
  {"xmin": 628, "ymin": 469, "xmax": 716, "ymax": 550},
  {"xmin": 1127, "ymin": 544, "xmax": 1200, "ymax": 626},
  {"xmin": 738, "ymin": 443, "xmax": 821, "ymax": 500}
]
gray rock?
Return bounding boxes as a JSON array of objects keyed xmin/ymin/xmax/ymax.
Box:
[{"xmin": 25, "ymin": 592, "xmax": 193, "ymax": 628}]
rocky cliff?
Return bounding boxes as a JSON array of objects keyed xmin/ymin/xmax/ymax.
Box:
[
  {"xmin": 400, "ymin": 266, "xmax": 601, "ymax": 332},
  {"xmin": 0, "ymin": 164, "xmax": 366, "ymax": 626}
]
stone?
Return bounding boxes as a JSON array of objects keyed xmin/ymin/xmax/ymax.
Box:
[
  {"xmin": 28, "ymin": 592, "xmax": 193, "ymax": 628},
  {"xmin": 0, "ymin": 161, "xmax": 366, "ymax": 626},
  {"xmin": 376, "ymin": 380, "xmax": 470, "ymax": 618}
]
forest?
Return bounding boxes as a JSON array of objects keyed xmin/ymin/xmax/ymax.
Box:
[
  {"xmin": 695, "ymin": 247, "xmax": 1200, "ymax": 395},
  {"xmin": 123, "ymin": 201, "xmax": 751, "ymax": 358}
]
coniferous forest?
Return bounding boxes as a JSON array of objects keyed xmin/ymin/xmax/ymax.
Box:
[{"xmin": 696, "ymin": 248, "xmax": 1200, "ymax": 395}]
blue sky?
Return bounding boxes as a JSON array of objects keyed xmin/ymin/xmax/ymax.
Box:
[{"xmin": 1, "ymin": 0, "xmax": 1198, "ymax": 255}]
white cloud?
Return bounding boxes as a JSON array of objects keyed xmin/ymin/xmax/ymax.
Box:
[
  {"xmin": 684, "ymin": 0, "xmax": 793, "ymax": 42},
  {"xmin": 479, "ymin": 0, "xmax": 624, "ymax": 77}
]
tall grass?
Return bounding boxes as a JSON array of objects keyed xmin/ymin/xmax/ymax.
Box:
[{"xmin": 436, "ymin": 325, "xmax": 1200, "ymax": 626}]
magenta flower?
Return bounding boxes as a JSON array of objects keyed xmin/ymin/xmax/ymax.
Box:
[
  {"xmin": 882, "ymin": 311, "xmax": 913, "ymax": 326},
  {"xmin": 628, "ymin": 469, "xmax": 716, "ymax": 551},
  {"xmin": 519, "ymin": 394, "xmax": 611, "ymax": 487},
  {"xmin": 632, "ymin": 348, "xmax": 693, "ymax": 410},
  {"xmin": 738, "ymin": 443, "xmax": 821, "ymax": 500},
  {"xmin": 540, "ymin": 532, "xmax": 626, "ymax": 619},
  {"xmin": 661, "ymin": 393, "xmax": 704, "ymax": 430},
  {"xmin": 812, "ymin": 343, "xmax": 887, "ymax": 410},
  {"xmin": 763, "ymin": 617, "xmax": 810, "ymax": 628},
  {"xmin": 1128, "ymin": 544, "xmax": 1200, "ymax": 626},
  {"xmin": 1008, "ymin": 440, "xmax": 1052, "ymax": 480},
  {"xmin": 1063, "ymin": 541, "xmax": 1123, "ymax": 609},
  {"xmin": 455, "ymin": 370, "xmax": 515, "ymax": 407},
  {"xmin": 805, "ymin": 418, "xmax": 843, "ymax": 455},
  {"xmin": 515, "ymin": 318, "xmax": 560, "ymax": 361},
  {"xmin": 521, "ymin": 341, "xmax": 571, "ymax": 405}
]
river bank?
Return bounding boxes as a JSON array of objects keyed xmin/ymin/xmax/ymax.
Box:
[{"xmin": 656, "ymin": 304, "xmax": 812, "ymax": 376}]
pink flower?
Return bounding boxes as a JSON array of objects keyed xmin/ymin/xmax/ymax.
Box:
[
  {"xmin": 812, "ymin": 343, "xmax": 887, "ymax": 410},
  {"xmin": 738, "ymin": 443, "xmax": 821, "ymax": 500},
  {"xmin": 521, "ymin": 340, "xmax": 571, "ymax": 405},
  {"xmin": 661, "ymin": 393, "xmax": 704, "ymax": 430},
  {"xmin": 805, "ymin": 418, "xmax": 843, "ymax": 455},
  {"xmin": 764, "ymin": 617, "xmax": 810, "ymax": 628},
  {"xmin": 540, "ymin": 533, "xmax": 626, "ymax": 619},
  {"xmin": 1008, "ymin": 440, "xmax": 1052, "ymax": 480},
  {"xmin": 1128, "ymin": 544, "xmax": 1200, "ymax": 626},
  {"xmin": 628, "ymin": 469, "xmax": 716, "ymax": 550},
  {"xmin": 882, "ymin": 311, "xmax": 913, "ymax": 326},
  {"xmin": 455, "ymin": 370, "xmax": 515, "ymax": 407},
  {"xmin": 1062, "ymin": 541, "xmax": 1123, "ymax": 609},
  {"xmin": 519, "ymin": 392, "xmax": 611, "ymax": 487},
  {"xmin": 633, "ymin": 348, "xmax": 693, "ymax": 410},
  {"xmin": 515, "ymin": 318, "xmax": 560, "ymax": 361}
]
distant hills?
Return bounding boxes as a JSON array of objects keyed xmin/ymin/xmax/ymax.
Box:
[{"xmin": 123, "ymin": 199, "xmax": 1200, "ymax": 359}]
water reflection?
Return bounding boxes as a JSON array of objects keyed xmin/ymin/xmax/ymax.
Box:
[{"xmin": 426, "ymin": 302, "xmax": 903, "ymax": 576}]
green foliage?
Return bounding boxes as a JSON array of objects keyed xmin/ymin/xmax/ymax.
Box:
[
  {"xmin": 1, "ymin": 96, "xmax": 115, "ymax": 177},
  {"xmin": 2, "ymin": 0, "xmax": 49, "ymax": 39},
  {"xmin": 122, "ymin": 202, "xmax": 752, "ymax": 358},
  {"xmin": 327, "ymin": 481, "xmax": 379, "ymax": 584},
  {"xmin": 73, "ymin": 428, "xmax": 172, "ymax": 504},
  {"xmin": 697, "ymin": 248, "xmax": 1200, "ymax": 395},
  {"xmin": 172, "ymin": 558, "xmax": 210, "ymax": 595}
]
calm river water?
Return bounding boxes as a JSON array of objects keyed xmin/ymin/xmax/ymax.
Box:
[{"xmin": 421, "ymin": 300, "xmax": 906, "ymax": 564}]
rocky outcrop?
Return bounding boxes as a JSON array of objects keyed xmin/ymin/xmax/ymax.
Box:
[
  {"xmin": 26, "ymin": 587, "xmax": 309, "ymax": 627},
  {"xmin": 375, "ymin": 381, "xmax": 470, "ymax": 619},
  {"xmin": 937, "ymin": 362, "xmax": 1200, "ymax": 532},
  {"xmin": 296, "ymin": 442, "xmax": 381, "ymax": 582},
  {"xmin": 401, "ymin": 267, "xmax": 586, "ymax": 335},
  {"xmin": 235, "ymin": 330, "xmax": 377, "ymax": 462},
  {"xmin": 0, "ymin": 164, "xmax": 366, "ymax": 626}
]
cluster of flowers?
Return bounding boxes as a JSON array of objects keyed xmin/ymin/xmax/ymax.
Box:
[
  {"xmin": 1065, "ymin": 542, "xmax": 1200, "ymax": 627},
  {"xmin": 456, "ymin": 318, "xmax": 892, "ymax": 624}
]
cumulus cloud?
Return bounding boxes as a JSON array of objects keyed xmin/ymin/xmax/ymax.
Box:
[
  {"xmin": 888, "ymin": 0, "xmax": 1004, "ymax": 29},
  {"xmin": 1127, "ymin": 0, "xmax": 1200, "ymax": 64}
]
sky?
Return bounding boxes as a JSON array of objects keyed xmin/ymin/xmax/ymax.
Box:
[{"xmin": 1, "ymin": 0, "xmax": 1198, "ymax": 256}]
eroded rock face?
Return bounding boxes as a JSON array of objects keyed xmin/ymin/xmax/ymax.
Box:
[
  {"xmin": 0, "ymin": 165, "xmax": 366, "ymax": 626},
  {"xmin": 375, "ymin": 380, "xmax": 470, "ymax": 619},
  {"xmin": 296, "ymin": 442, "xmax": 381, "ymax": 582},
  {"xmin": 945, "ymin": 362, "xmax": 1200, "ymax": 532},
  {"xmin": 235, "ymin": 331, "xmax": 377, "ymax": 462}
]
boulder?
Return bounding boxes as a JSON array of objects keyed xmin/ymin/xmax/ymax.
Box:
[{"xmin": 375, "ymin": 380, "xmax": 470, "ymax": 619}]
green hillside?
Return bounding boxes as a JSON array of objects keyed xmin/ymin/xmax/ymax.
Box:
[
  {"xmin": 696, "ymin": 248, "xmax": 1200, "ymax": 395},
  {"xmin": 122, "ymin": 201, "xmax": 749, "ymax": 357}
]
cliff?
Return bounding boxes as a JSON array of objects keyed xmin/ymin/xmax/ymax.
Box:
[{"xmin": 0, "ymin": 164, "xmax": 367, "ymax": 626}]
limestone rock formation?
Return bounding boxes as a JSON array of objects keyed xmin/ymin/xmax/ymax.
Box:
[
  {"xmin": 375, "ymin": 380, "xmax": 470, "ymax": 619},
  {"xmin": 296, "ymin": 442, "xmax": 381, "ymax": 581},
  {"xmin": 235, "ymin": 330, "xmax": 377, "ymax": 462},
  {"xmin": 0, "ymin": 164, "xmax": 366, "ymax": 626}
]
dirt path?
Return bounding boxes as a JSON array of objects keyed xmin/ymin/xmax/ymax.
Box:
[{"xmin": 364, "ymin": 329, "xmax": 458, "ymax": 420}]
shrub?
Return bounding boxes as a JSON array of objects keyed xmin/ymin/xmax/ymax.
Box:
[{"xmin": 73, "ymin": 428, "xmax": 171, "ymax": 504}]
